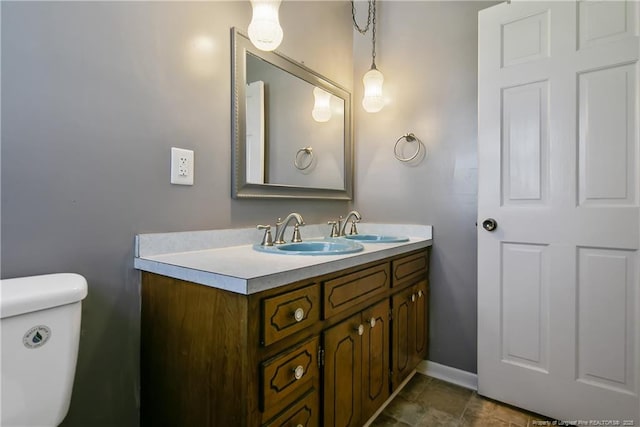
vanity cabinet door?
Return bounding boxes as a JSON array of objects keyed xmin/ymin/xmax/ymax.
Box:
[
  {"xmin": 391, "ymin": 287, "xmax": 414, "ymax": 390},
  {"xmin": 413, "ymin": 280, "xmax": 428, "ymax": 366},
  {"xmin": 361, "ymin": 300, "xmax": 390, "ymax": 423},
  {"xmin": 322, "ymin": 313, "xmax": 362, "ymax": 427}
]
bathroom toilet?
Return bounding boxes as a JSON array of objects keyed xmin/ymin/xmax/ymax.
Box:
[{"xmin": 1, "ymin": 273, "xmax": 87, "ymax": 427}]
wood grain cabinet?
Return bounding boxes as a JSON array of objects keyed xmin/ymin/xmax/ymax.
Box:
[{"xmin": 141, "ymin": 247, "xmax": 430, "ymax": 427}]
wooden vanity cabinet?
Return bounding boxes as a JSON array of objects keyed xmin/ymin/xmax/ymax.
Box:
[{"xmin": 140, "ymin": 247, "xmax": 430, "ymax": 427}]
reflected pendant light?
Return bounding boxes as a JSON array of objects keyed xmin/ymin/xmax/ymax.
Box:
[
  {"xmin": 352, "ymin": 0, "xmax": 384, "ymax": 113},
  {"xmin": 312, "ymin": 87, "xmax": 332, "ymax": 122},
  {"xmin": 248, "ymin": 0, "xmax": 284, "ymax": 52}
]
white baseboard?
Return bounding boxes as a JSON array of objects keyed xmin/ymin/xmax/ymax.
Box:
[{"xmin": 417, "ymin": 360, "xmax": 478, "ymax": 391}]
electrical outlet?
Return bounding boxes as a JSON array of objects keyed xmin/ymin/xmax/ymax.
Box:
[{"xmin": 171, "ymin": 147, "xmax": 194, "ymax": 185}]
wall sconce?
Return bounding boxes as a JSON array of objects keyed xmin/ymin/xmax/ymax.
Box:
[
  {"xmin": 312, "ymin": 87, "xmax": 332, "ymax": 122},
  {"xmin": 352, "ymin": 0, "xmax": 384, "ymax": 113},
  {"xmin": 248, "ymin": 0, "xmax": 283, "ymax": 52}
]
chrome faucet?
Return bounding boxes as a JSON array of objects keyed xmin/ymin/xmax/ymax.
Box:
[
  {"xmin": 274, "ymin": 212, "xmax": 305, "ymax": 244},
  {"xmin": 339, "ymin": 210, "xmax": 362, "ymax": 236}
]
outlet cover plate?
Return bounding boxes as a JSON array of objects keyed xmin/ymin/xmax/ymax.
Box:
[{"xmin": 171, "ymin": 147, "xmax": 194, "ymax": 185}]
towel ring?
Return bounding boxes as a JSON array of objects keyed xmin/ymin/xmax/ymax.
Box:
[
  {"xmin": 394, "ymin": 133, "xmax": 422, "ymax": 162},
  {"xmin": 294, "ymin": 147, "xmax": 314, "ymax": 170}
]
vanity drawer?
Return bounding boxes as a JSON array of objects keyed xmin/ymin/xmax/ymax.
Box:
[
  {"xmin": 323, "ymin": 263, "xmax": 390, "ymax": 318},
  {"xmin": 260, "ymin": 336, "xmax": 319, "ymax": 421},
  {"xmin": 262, "ymin": 283, "xmax": 321, "ymax": 346},
  {"xmin": 391, "ymin": 251, "xmax": 428, "ymax": 288},
  {"xmin": 263, "ymin": 388, "xmax": 319, "ymax": 427}
]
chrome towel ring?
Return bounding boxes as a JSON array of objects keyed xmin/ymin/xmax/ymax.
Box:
[
  {"xmin": 294, "ymin": 147, "xmax": 314, "ymax": 170},
  {"xmin": 394, "ymin": 133, "xmax": 424, "ymax": 163}
]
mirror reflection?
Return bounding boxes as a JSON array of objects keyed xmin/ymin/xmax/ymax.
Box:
[{"xmin": 232, "ymin": 28, "xmax": 353, "ymax": 200}]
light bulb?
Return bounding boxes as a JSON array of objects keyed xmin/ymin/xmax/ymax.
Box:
[
  {"xmin": 362, "ymin": 66, "xmax": 384, "ymax": 113},
  {"xmin": 312, "ymin": 87, "xmax": 332, "ymax": 122},
  {"xmin": 248, "ymin": 0, "xmax": 283, "ymax": 52}
]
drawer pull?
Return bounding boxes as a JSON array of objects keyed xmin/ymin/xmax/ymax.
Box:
[
  {"xmin": 356, "ymin": 324, "xmax": 364, "ymax": 336},
  {"xmin": 368, "ymin": 317, "xmax": 376, "ymax": 328},
  {"xmin": 296, "ymin": 425, "xmax": 304, "ymax": 427},
  {"xmin": 293, "ymin": 365, "xmax": 305, "ymax": 380},
  {"xmin": 293, "ymin": 308, "xmax": 305, "ymax": 322},
  {"xmin": 411, "ymin": 293, "xmax": 416, "ymax": 303},
  {"xmin": 418, "ymin": 290, "xmax": 424, "ymax": 298}
]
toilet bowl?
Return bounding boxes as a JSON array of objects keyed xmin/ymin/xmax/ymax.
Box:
[{"xmin": 1, "ymin": 273, "xmax": 87, "ymax": 427}]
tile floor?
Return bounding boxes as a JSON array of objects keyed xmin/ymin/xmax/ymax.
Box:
[{"xmin": 371, "ymin": 373, "xmax": 554, "ymax": 427}]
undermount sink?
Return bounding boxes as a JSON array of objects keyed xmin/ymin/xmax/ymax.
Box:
[
  {"xmin": 343, "ymin": 234, "xmax": 410, "ymax": 243},
  {"xmin": 254, "ymin": 240, "xmax": 364, "ymax": 256}
]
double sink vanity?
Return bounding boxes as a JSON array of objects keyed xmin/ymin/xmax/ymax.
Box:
[{"xmin": 134, "ymin": 216, "xmax": 432, "ymax": 427}]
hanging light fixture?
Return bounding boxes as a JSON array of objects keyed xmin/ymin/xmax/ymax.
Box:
[
  {"xmin": 248, "ymin": 0, "xmax": 283, "ymax": 52},
  {"xmin": 352, "ymin": 0, "xmax": 384, "ymax": 113},
  {"xmin": 312, "ymin": 87, "xmax": 332, "ymax": 122}
]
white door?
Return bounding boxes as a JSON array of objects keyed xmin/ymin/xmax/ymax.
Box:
[
  {"xmin": 478, "ymin": 0, "xmax": 640, "ymax": 423},
  {"xmin": 246, "ymin": 80, "xmax": 265, "ymax": 184}
]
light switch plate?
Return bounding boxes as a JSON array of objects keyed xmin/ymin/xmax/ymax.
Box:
[{"xmin": 170, "ymin": 147, "xmax": 194, "ymax": 185}]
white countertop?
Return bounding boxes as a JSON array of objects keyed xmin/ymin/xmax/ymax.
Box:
[{"xmin": 134, "ymin": 223, "xmax": 432, "ymax": 295}]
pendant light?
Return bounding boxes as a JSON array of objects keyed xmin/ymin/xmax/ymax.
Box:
[
  {"xmin": 352, "ymin": 0, "xmax": 384, "ymax": 113},
  {"xmin": 248, "ymin": 0, "xmax": 283, "ymax": 52},
  {"xmin": 312, "ymin": 87, "xmax": 332, "ymax": 122}
]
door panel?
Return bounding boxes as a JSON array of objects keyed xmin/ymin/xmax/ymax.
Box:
[
  {"xmin": 361, "ymin": 300, "xmax": 390, "ymax": 422},
  {"xmin": 578, "ymin": 63, "xmax": 636, "ymax": 205},
  {"xmin": 391, "ymin": 288, "xmax": 413, "ymax": 390},
  {"xmin": 501, "ymin": 243, "xmax": 549, "ymax": 372},
  {"xmin": 501, "ymin": 81, "xmax": 549, "ymax": 205},
  {"xmin": 577, "ymin": 247, "xmax": 637, "ymax": 393},
  {"xmin": 414, "ymin": 281, "xmax": 428, "ymax": 360},
  {"xmin": 323, "ymin": 313, "xmax": 362, "ymax": 427},
  {"xmin": 478, "ymin": 0, "xmax": 639, "ymax": 422}
]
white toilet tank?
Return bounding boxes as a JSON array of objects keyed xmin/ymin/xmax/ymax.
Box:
[{"xmin": 1, "ymin": 273, "xmax": 87, "ymax": 427}]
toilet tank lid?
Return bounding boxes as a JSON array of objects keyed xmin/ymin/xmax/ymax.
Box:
[{"xmin": 0, "ymin": 273, "xmax": 88, "ymax": 319}]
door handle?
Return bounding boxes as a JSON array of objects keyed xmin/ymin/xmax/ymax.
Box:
[{"xmin": 482, "ymin": 218, "xmax": 498, "ymax": 232}]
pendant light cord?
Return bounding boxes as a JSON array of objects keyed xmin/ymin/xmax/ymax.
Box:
[{"xmin": 351, "ymin": 0, "xmax": 378, "ymax": 69}]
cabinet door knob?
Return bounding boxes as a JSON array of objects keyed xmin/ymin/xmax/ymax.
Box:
[
  {"xmin": 293, "ymin": 308, "xmax": 304, "ymax": 322},
  {"xmin": 418, "ymin": 290, "xmax": 423, "ymax": 298},
  {"xmin": 293, "ymin": 365, "xmax": 304, "ymax": 380},
  {"xmin": 368, "ymin": 317, "xmax": 376, "ymax": 328},
  {"xmin": 355, "ymin": 324, "xmax": 364, "ymax": 336},
  {"xmin": 296, "ymin": 425, "xmax": 304, "ymax": 427},
  {"xmin": 411, "ymin": 294, "xmax": 416, "ymax": 303}
]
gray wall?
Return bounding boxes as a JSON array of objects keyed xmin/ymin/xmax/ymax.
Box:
[
  {"xmin": 0, "ymin": 2, "xmax": 352, "ymax": 426},
  {"xmin": 353, "ymin": 1, "xmax": 496, "ymax": 374}
]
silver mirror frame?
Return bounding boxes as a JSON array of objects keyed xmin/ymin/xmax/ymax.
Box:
[{"xmin": 231, "ymin": 27, "xmax": 353, "ymax": 200}]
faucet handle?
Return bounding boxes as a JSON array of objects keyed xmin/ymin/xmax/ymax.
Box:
[
  {"xmin": 349, "ymin": 220, "xmax": 359, "ymax": 235},
  {"xmin": 291, "ymin": 224, "xmax": 302, "ymax": 243},
  {"xmin": 327, "ymin": 221, "xmax": 339, "ymax": 237},
  {"xmin": 257, "ymin": 225, "xmax": 273, "ymax": 246}
]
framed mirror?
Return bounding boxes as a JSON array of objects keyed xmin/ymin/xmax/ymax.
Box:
[{"xmin": 231, "ymin": 28, "xmax": 353, "ymax": 200}]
